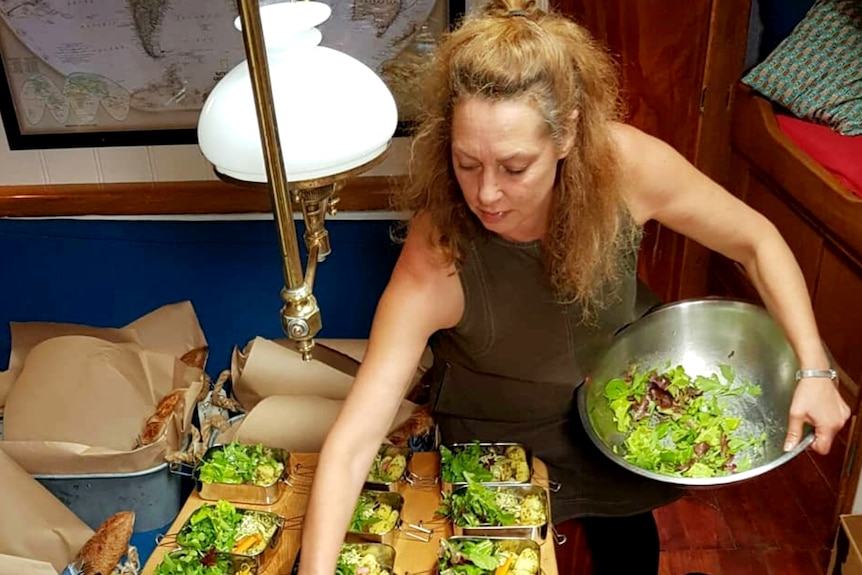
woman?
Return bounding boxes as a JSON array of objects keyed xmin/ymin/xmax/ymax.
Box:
[{"xmin": 296, "ymin": 0, "xmax": 851, "ymax": 573}]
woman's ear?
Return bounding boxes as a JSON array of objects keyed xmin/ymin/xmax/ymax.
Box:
[{"xmin": 558, "ymin": 109, "xmax": 579, "ymax": 159}]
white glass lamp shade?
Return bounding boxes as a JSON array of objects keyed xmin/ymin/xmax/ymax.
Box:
[{"xmin": 197, "ymin": 1, "xmax": 399, "ymax": 184}]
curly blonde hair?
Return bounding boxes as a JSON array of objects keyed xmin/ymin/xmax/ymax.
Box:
[{"xmin": 394, "ymin": 0, "xmax": 640, "ymax": 314}]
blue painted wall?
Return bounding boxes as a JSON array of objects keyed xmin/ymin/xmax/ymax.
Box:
[{"xmin": 0, "ymin": 217, "xmax": 402, "ymax": 376}]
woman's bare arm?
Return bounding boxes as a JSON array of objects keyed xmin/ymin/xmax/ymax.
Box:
[
  {"xmin": 297, "ymin": 214, "xmax": 463, "ymax": 575},
  {"xmin": 614, "ymin": 123, "xmax": 850, "ymax": 455}
]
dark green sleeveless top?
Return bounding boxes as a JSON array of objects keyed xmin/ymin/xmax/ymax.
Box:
[{"xmin": 427, "ymin": 229, "xmax": 682, "ymax": 522}]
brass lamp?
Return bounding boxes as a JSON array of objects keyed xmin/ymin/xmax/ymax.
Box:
[{"xmin": 197, "ymin": 0, "xmax": 398, "ymax": 360}]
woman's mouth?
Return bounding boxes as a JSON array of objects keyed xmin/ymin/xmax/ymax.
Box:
[{"xmin": 478, "ymin": 209, "xmax": 507, "ymax": 224}]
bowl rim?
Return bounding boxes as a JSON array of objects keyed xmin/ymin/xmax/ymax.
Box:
[{"xmin": 577, "ymin": 296, "xmax": 815, "ymax": 487}]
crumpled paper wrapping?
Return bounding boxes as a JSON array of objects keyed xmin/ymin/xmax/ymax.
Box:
[
  {"xmin": 0, "ymin": 301, "xmax": 206, "ymax": 474},
  {"xmin": 0, "ymin": 448, "xmax": 93, "ymax": 573},
  {"xmin": 215, "ymin": 337, "xmax": 432, "ymax": 453}
]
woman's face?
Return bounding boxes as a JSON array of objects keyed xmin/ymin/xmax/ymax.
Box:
[{"xmin": 451, "ymin": 96, "xmax": 569, "ymax": 243}]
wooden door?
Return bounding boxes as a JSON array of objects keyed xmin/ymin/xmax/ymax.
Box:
[{"xmin": 550, "ymin": 0, "xmax": 753, "ymax": 303}]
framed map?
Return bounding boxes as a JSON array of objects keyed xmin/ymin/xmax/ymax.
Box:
[{"xmin": 0, "ymin": 0, "xmax": 463, "ymax": 150}]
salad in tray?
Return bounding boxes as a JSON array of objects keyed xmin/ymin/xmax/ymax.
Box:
[
  {"xmin": 349, "ymin": 491, "xmax": 401, "ymax": 535},
  {"xmin": 177, "ymin": 500, "xmax": 280, "ymax": 557},
  {"xmin": 197, "ymin": 442, "xmax": 286, "ymax": 487},
  {"xmin": 438, "ymin": 538, "xmax": 540, "ymax": 575},
  {"xmin": 604, "ymin": 363, "xmax": 767, "ymax": 478},
  {"xmin": 366, "ymin": 445, "xmax": 408, "ymax": 484},
  {"xmin": 336, "ymin": 544, "xmax": 394, "ymax": 575},
  {"xmin": 154, "ymin": 548, "xmax": 255, "ymax": 575},
  {"xmin": 440, "ymin": 442, "xmax": 530, "ymax": 484},
  {"xmin": 438, "ymin": 483, "xmax": 547, "ymax": 528}
]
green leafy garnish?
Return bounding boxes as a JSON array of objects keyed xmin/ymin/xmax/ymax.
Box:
[
  {"xmin": 154, "ymin": 549, "xmax": 253, "ymax": 575},
  {"xmin": 604, "ymin": 363, "xmax": 766, "ymax": 478},
  {"xmin": 439, "ymin": 442, "xmax": 530, "ymax": 484},
  {"xmin": 197, "ymin": 442, "xmax": 285, "ymax": 487},
  {"xmin": 437, "ymin": 481, "xmax": 546, "ymax": 527},
  {"xmin": 438, "ymin": 538, "xmax": 541, "ymax": 575}
]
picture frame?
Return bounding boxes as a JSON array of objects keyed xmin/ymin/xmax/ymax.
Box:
[{"xmin": 0, "ymin": 0, "xmax": 465, "ymax": 151}]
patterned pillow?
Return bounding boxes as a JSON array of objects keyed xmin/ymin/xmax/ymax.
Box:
[{"xmin": 743, "ymin": 0, "xmax": 862, "ymax": 136}]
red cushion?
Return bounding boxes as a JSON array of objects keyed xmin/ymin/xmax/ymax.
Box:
[{"xmin": 775, "ymin": 113, "xmax": 862, "ymax": 198}]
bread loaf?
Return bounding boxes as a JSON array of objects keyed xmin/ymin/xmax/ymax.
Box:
[
  {"xmin": 180, "ymin": 346, "xmax": 208, "ymax": 369},
  {"xmin": 76, "ymin": 510, "xmax": 135, "ymax": 575},
  {"xmin": 139, "ymin": 389, "xmax": 185, "ymax": 445}
]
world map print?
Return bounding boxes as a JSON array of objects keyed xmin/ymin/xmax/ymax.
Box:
[{"xmin": 0, "ymin": 0, "xmax": 440, "ymax": 133}]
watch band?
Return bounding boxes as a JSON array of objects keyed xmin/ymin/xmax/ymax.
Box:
[{"xmin": 796, "ymin": 368, "xmax": 838, "ymax": 381}]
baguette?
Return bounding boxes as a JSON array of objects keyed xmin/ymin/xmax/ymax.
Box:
[
  {"xmin": 76, "ymin": 510, "xmax": 135, "ymax": 575},
  {"xmin": 180, "ymin": 346, "xmax": 209, "ymax": 370},
  {"xmin": 139, "ymin": 389, "xmax": 186, "ymax": 446}
]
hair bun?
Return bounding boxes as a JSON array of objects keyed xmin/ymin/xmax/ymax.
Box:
[{"xmin": 481, "ymin": 0, "xmax": 538, "ymax": 19}]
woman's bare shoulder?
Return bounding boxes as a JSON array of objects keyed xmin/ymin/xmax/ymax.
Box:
[
  {"xmin": 389, "ymin": 212, "xmax": 463, "ymax": 329},
  {"xmin": 398, "ymin": 213, "xmax": 458, "ymax": 280}
]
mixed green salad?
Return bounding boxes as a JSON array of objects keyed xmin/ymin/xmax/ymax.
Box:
[
  {"xmin": 177, "ymin": 500, "xmax": 280, "ymax": 556},
  {"xmin": 440, "ymin": 442, "xmax": 530, "ymax": 484},
  {"xmin": 366, "ymin": 445, "xmax": 408, "ymax": 484},
  {"xmin": 438, "ymin": 482, "xmax": 547, "ymax": 528},
  {"xmin": 604, "ymin": 363, "xmax": 767, "ymax": 477},
  {"xmin": 154, "ymin": 548, "xmax": 255, "ymax": 575},
  {"xmin": 438, "ymin": 538, "xmax": 540, "ymax": 575},
  {"xmin": 349, "ymin": 491, "xmax": 401, "ymax": 535},
  {"xmin": 197, "ymin": 442, "xmax": 285, "ymax": 487},
  {"xmin": 336, "ymin": 544, "xmax": 393, "ymax": 575}
]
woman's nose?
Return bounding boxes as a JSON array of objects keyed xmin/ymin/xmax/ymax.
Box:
[{"xmin": 477, "ymin": 169, "xmax": 502, "ymax": 205}]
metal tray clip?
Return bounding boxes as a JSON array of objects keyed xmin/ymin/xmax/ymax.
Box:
[
  {"xmin": 405, "ymin": 470, "xmax": 439, "ymax": 489},
  {"xmin": 398, "ymin": 520, "xmax": 433, "ymax": 543}
]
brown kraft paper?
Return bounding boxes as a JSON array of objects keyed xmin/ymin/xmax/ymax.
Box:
[
  {"xmin": 230, "ymin": 337, "xmax": 434, "ymax": 412},
  {"xmin": 232, "ymin": 394, "xmax": 416, "ymax": 453},
  {"xmin": 0, "ymin": 302, "xmax": 207, "ymax": 474},
  {"xmin": 0, "ymin": 301, "xmax": 207, "ymax": 409},
  {"xmin": 0, "ymin": 554, "xmax": 62, "ymax": 575},
  {"xmin": 0, "ymin": 449, "xmax": 93, "ymax": 572}
]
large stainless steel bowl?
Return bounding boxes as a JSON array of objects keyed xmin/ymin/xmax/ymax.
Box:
[{"xmin": 577, "ymin": 298, "xmax": 815, "ymax": 487}]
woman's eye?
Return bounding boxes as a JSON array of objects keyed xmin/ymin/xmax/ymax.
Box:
[
  {"xmin": 503, "ymin": 166, "xmax": 526, "ymax": 175},
  {"xmin": 458, "ymin": 164, "xmax": 479, "ymax": 171}
]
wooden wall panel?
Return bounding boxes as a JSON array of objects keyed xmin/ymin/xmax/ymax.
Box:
[
  {"xmin": 559, "ymin": 0, "xmax": 713, "ymax": 160},
  {"xmin": 813, "ymin": 247, "xmax": 862, "ymax": 389},
  {"xmin": 552, "ymin": 0, "xmax": 716, "ymax": 303},
  {"xmin": 745, "ymin": 173, "xmax": 824, "ymax": 296},
  {"xmin": 0, "ymin": 176, "xmax": 399, "ymax": 216}
]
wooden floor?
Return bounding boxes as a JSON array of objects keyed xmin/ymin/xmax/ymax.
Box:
[{"xmin": 655, "ymin": 427, "xmax": 850, "ymax": 575}]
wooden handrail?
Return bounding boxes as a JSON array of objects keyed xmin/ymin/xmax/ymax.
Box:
[{"xmin": 0, "ymin": 175, "xmax": 404, "ymax": 217}]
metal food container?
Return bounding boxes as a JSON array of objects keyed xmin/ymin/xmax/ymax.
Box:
[
  {"xmin": 175, "ymin": 505, "xmax": 284, "ymax": 568},
  {"xmin": 154, "ymin": 549, "xmax": 259, "ymax": 575},
  {"xmin": 34, "ymin": 439, "xmax": 189, "ymax": 565},
  {"xmin": 290, "ymin": 543, "xmax": 397, "ymax": 575},
  {"xmin": 345, "ymin": 490, "xmax": 405, "ymax": 546},
  {"xmin": 364, "ymin": 445, "xmax": 412, "ymax": 491},
  {"xmin": 440, "ymin": 442, "xmax": 534, "ymax": 491},
  {"xmin": 193, "ymin": 443, "xmax": 290, "ymax": 505},
  {"xmin": 439, "ymin": 537, "xmax": 541, "ymax": 574},
  {"xmin": 578, "ymin": 298, "xmax": 815, "ymax": 488},
  {"xmin": 450, "ymin": 484, "xmax": 549, "ymax": 542}
]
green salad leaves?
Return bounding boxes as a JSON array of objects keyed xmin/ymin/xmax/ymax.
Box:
[
  {"xmin": 197, "ymin": 442, "xmax": 285, "ymax": 487},
  {"xmin": 604, "ymin": 363, "xmax": 766, "ymax": 478},
  {"xmin": 439, "ymin": 442, "xmax": 530, "ymax": 484},
  {"xmin": 438, "ymin": 538, "xmax": 540, "ymax": 575},
  {"xmin": 154, "ymin": 548, "xmax": 253, "ymax": 575}
]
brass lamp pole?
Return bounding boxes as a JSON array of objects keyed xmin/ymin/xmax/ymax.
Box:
[{"xmin": 231, "ymin": 0, "xmax": 388, "ymax": 361}]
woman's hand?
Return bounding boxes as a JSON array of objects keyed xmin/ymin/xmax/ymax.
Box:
[{"xmin": 784, "ymin": 376, "xmax": 851, "ymax": 455}]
